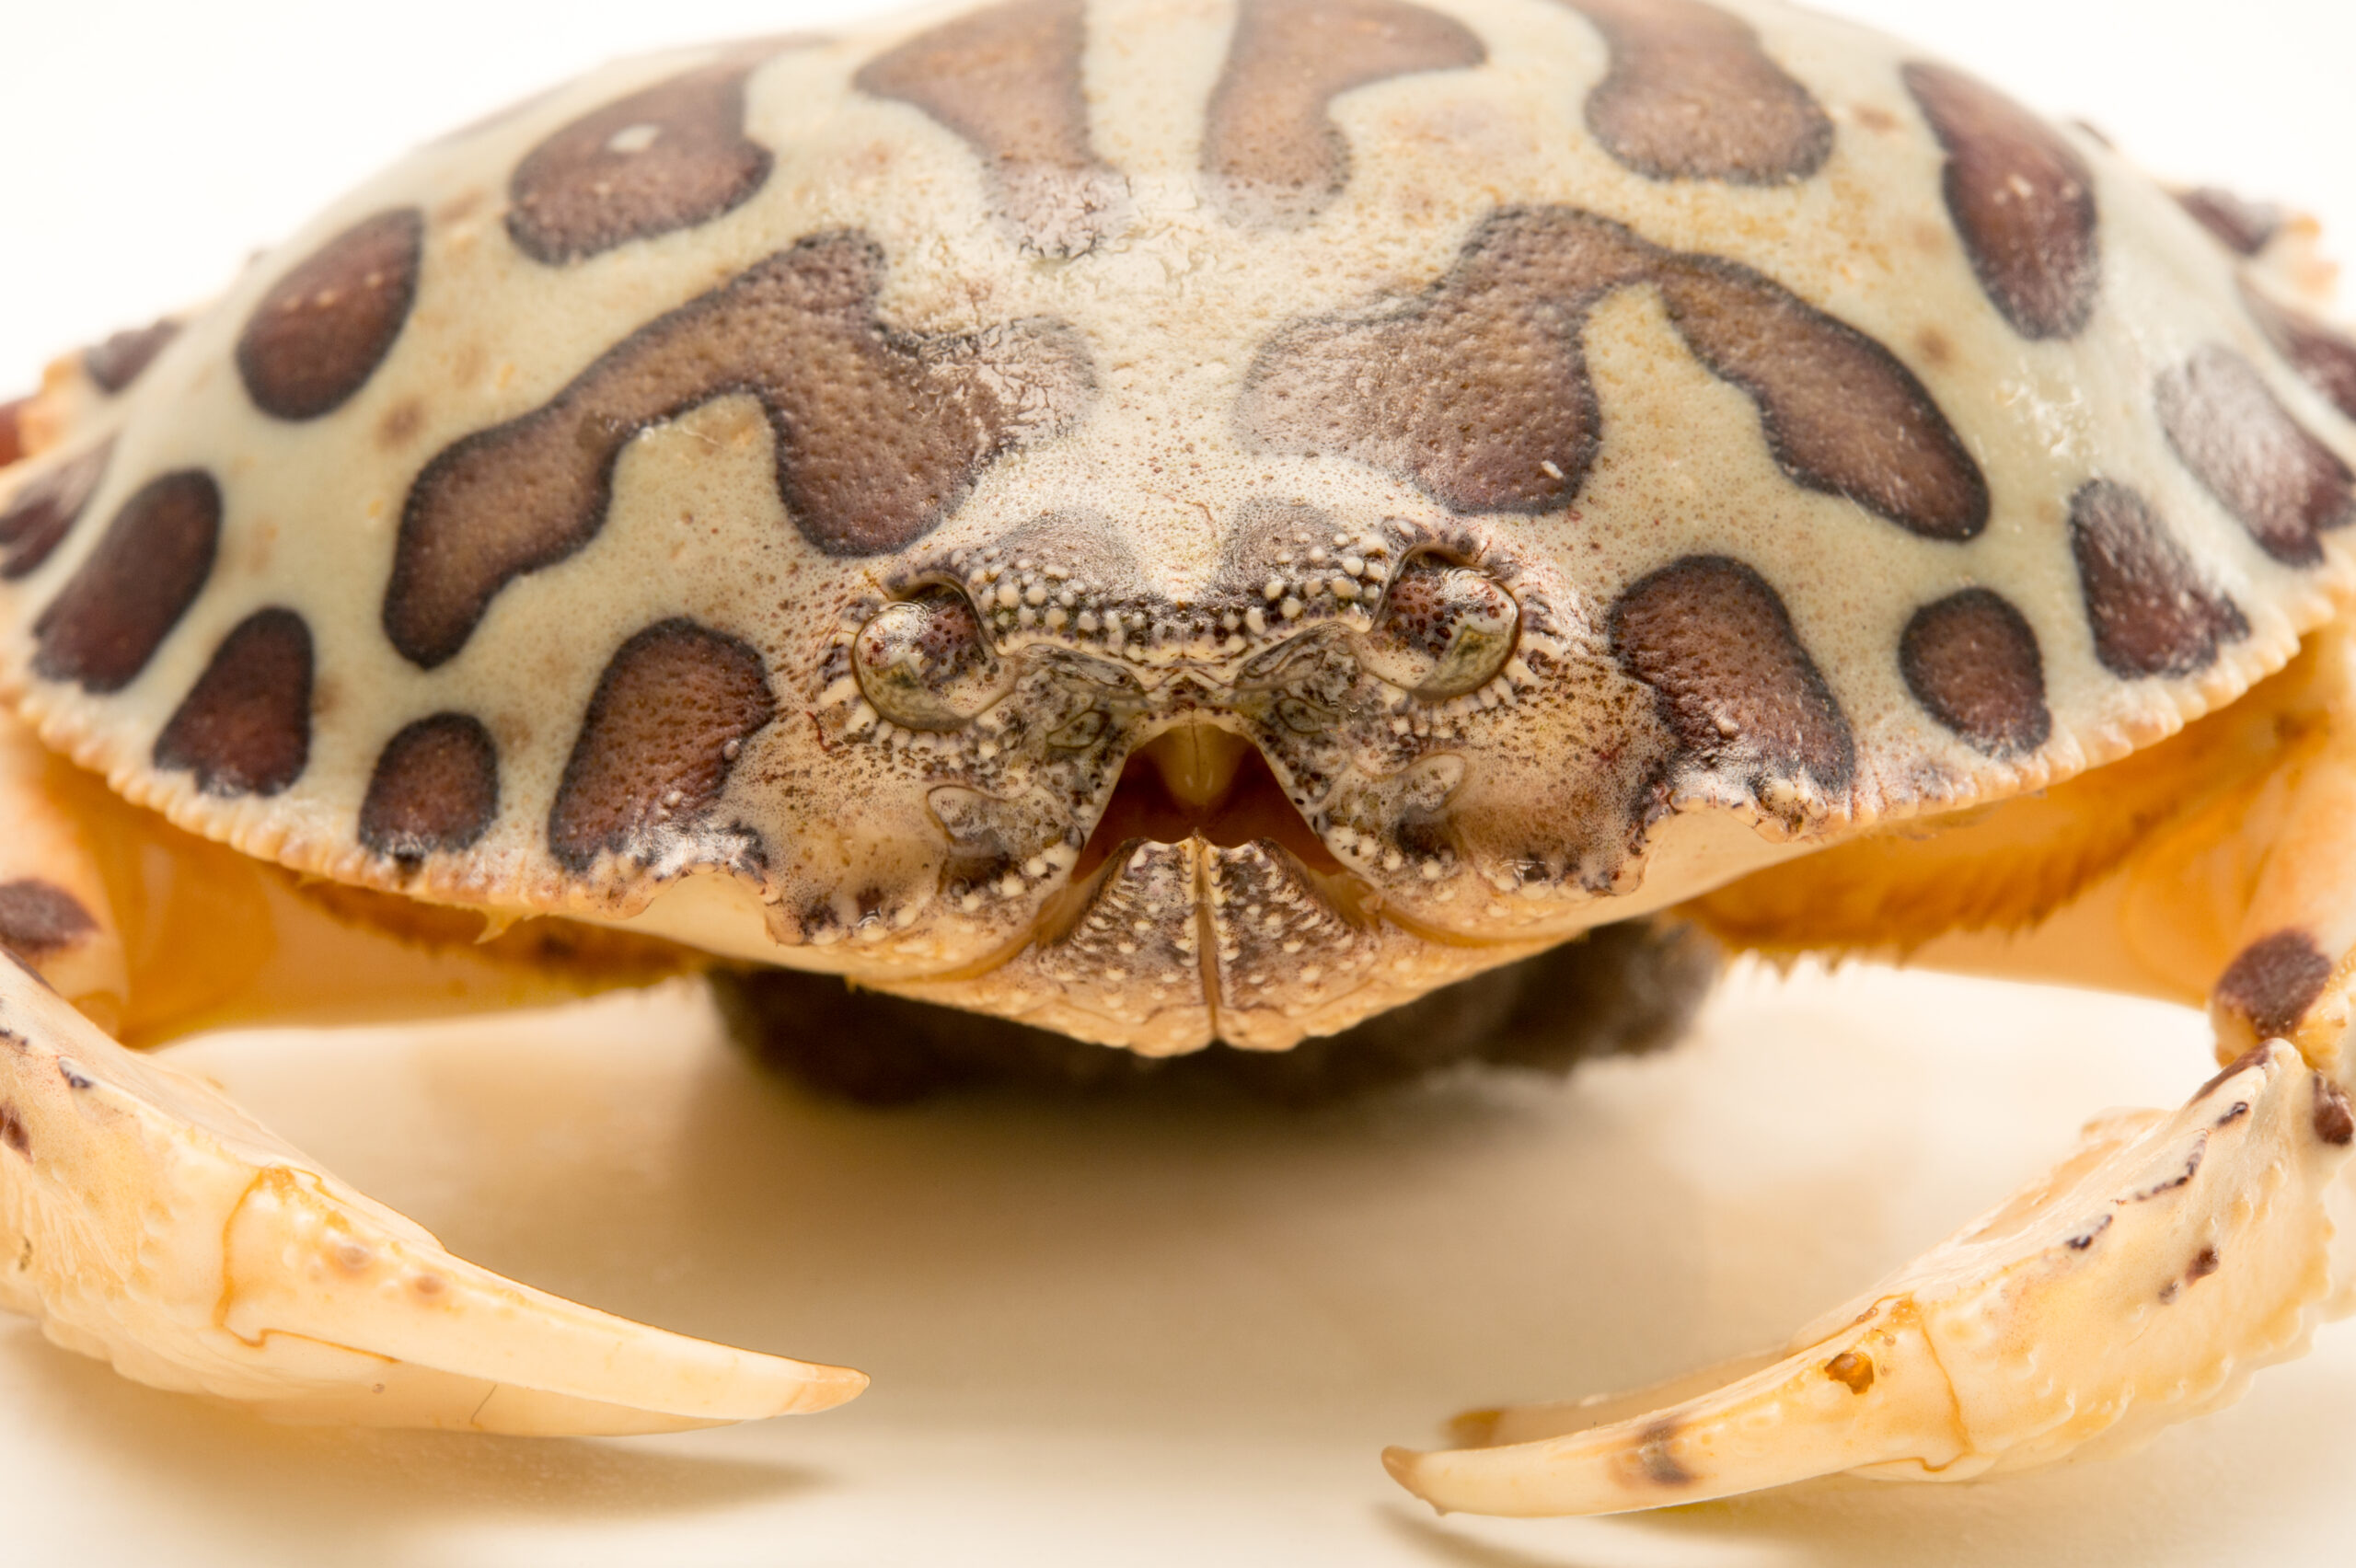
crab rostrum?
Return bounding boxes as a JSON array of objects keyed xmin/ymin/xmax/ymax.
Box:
[{"xmin": 2, "ymin": 0, "xmax": 2356, "ymax": 1521}]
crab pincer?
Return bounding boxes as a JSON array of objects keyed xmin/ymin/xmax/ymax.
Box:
[
  {"xmin": 1392, "ymin": 1044, "xmax": 2352, "ymax": 1514},
  {"xmin": 0, "ymin": 934, "xmax": 863, "ymax": 1433}
]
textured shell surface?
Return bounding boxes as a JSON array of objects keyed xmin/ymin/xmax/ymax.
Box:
[{"xmin": 4, "ymin": 0, "xmax": 2354, "ymax": 1052}]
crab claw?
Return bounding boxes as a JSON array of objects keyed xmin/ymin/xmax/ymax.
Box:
[
  {"xmin": 1387, "ymin": 1043, "xmax": 2351, "ymax": 1516},
  {"xmin": 0, "ymin": 957, "xmax": 864, "ymax": 1434}
]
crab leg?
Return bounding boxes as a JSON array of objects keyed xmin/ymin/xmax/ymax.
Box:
[
  {"xmin": 0, "ymin": 957, "xmax": 863, "ymax": 1432},
  {"xmin": 1388, "ymin": 1043, "xmax": 2350, "ymax": 1514},
  {"xmin": 0, "ymin": 719, "xmax": 863, "ymax": 1433},
  {"xmin": 1392, "ymin": 625, "xmax": 2356, "ymax": 1516}
]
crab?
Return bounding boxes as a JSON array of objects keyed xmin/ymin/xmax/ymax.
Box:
[{"xmin": 4, "ymin": 0, "xmax": 2356, "ymax": 1522}]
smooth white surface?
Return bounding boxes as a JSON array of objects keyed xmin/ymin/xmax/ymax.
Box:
[
  {"xmin": 4, "ymin": 964, "xmax": 2353, "ymax": 1564},
  {"xmin": 4, "ymin": 1, "xmax": 2354, "ymax": 1562}
]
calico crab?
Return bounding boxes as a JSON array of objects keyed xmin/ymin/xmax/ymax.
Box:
[{"xmin": 4, "ymin": 0, "xmax": 2356, "ymax": 1520}]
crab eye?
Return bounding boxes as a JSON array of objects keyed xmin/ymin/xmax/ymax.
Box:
[
  {"xmin": 1361, "ymin": 556, "xmax": 1519, "ymax": 698},
  {"xmin": 853, "ymin": 586, "xmax": 1009, "ymax": 730}
]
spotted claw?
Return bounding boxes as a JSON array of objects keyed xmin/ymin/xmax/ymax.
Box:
[
  {"xmin": 1387, "ymin": 1043, "xmax": 2353, "ymax": 1516},
  {"xmin": 0, "ymin": 958, "xmax": 864, "ymax": 1434}
]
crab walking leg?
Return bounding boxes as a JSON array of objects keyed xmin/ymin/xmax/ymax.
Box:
[
  {"xmin": 1387, "ymin": 1044, "xmax": 2350, "ymax": 1515},
  {"xmin": 0, "ymin": 952, "xmax": 866, "ymax": 1433},
  {"xmin": 0, "ymin": 724, "xmax": 126, "ymax": 1025}
]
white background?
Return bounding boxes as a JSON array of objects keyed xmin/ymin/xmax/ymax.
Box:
[
  {"xmin": 2, "ymin": 1, "xmax": 2354, "ymax": 1563},
  {"xmin": 1, "ymin": 0, "xmax": 2351, "ymax": 375}
]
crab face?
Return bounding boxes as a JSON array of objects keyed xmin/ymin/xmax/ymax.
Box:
[{"xmin": 8, "ymin": 0, "xmax": 2356, "ymax": 1059}]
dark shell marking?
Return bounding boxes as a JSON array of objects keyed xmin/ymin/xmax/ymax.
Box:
[
  {"xmin": 0, "ymin": 439, "xmax": 112, "ymax": 582},
  {"xmin": 2, "ymin": 948, "xmax": 52, "ymax": 991},
  {"xmin": 0, "ymin": 400, "xmax": 20, "ymax": 469},
  {"xmin": 1203, "ymin": 0, "xmax": 1484, "ymax": 228},
  {"xmin": 0, "ymin": 881, "xmax": 98, "ymax": 963},
  {"xmin": 359, "ymin": 714, "xmax": 501, "ymax": 860},
  {"xmin": 549, "ymin": 619, "xmax": 776, "ymax": 871},
  {"xmin": 237, "ymin": 209, "xmax": 423, "ymax": 421},
  {"xmin": 80, "ymin": 320, "xmax": 180, "ymax": 395},
  {"xmin": 1559, "ymin": 0, "xmax": 1832, "ymax": 183},
  {"xmin": 33, "ymin": 469, "xmax": 221, "ymax": 694},
  {"xmin": 1823, "ymin": 1350, "xmax": 1874, "ymax": 1394},
  {"xmin": 2244, "ymin": 283, "xmax": 2356, "ymax": 424},
  {"xmin": 856, "ymin": 0, "xmax": 1118, "ymax": 255},
  {"xmin": 1904, "ymin": 63, "xmax": 2099, "ymax": 341},
  {"xmin": 2068, "ymin": 480, "xmax": 2246, "ymax": 679},
  {"xmin": 152, "ymin": 608, "xmax": 315, "ymax": 798},
  {"xmin": 2159, "ymin": 346, "xmax": 2354, "ymax": 566},
  {"xmin": 1241, "ymin": 206, "xmax": 1986, "ymax": 538},
  {"xmin": 2316, "ymin": 1078, "xmax": 2356, "ymax": 1147},
  {"xmin": 0, "ymin": 1102, "xmax": 25, "ymax": 1159},
  {"xmin": 385, "ymin": 230, "xmax": 1090, "ymax": 668},
  {"xmin": 1635, "ymin": 1420, "xmax": 1693, "ymax": 1486},
  {"xmin": 1610, "ymin": 554, "xmax": 1854, "ymax": 798},
  {"xmin": 506, "ymin": 43, "xmax": 806, "ymax": 264},
  {"xmin": 1899, "ymin": 587, "xmax": 2050, "ymax": 757},
  {"xmin": 2214, "ymin": 929, "xmax": 2332, "ymax": 1041},
  {"xmin": 2177, "ymin": 187, "xmax": 2284, "ymax": 257}
]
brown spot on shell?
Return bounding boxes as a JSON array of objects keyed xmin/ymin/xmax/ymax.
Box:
[
  {"xmin": 2314, "ymin": 1078, "xmax": 2355, "ymax": 1147},
  {"xmin": 237, "ymin": 208, "xmax": 423, "ymax": 421},
  {"xmin": 1900, "ymin": 588, "xmax": 2050, "ymax": 757},
  {"xmin": 2244, "ymin": 282, "xmax": 2356, "ymax": 423},
  {"xmin": 1904, "ymin": 62, "xmax": 2098, "ymax": 340},
  {"xmin": 1636, "ymin": 1419, "xmax": 1692, "ymax": 1486},
  {"xmin": 3, "ymin": 949, "xmax": 52, "ymax": 991},
  {"xmin": 548, "ymin": 619, "xmax": 775, "ymax": 871},
  {"xmin": 0, "ymin": 1102, "xmax": 25, "ymax": 1160},
  {"xmin": 2187, "ymin": 1245, "xmax": 2222, "ymax": 1282},
  {"xmin": 2064, "ymin": 1213, "xmax": 2112, "ymax": 1251},
  {"xmin": 2214, "ymin": 929, "xmax": 2332, "ymax": 1041},
  {"xmin": 506, "ymin": 47, "xmax": 791, "ymax": 264},
  {"xmin": 387, "ymin": 231, "xmax": 1088, "ymax": 668},
  {"xmin": 1610, "ymin": 554, "xmax": 1854, "ymax": 797},
  {"xmin": 0, "ymin": 398, "xmax": 22, "ymax": 468},
  {"xmin": 855, "ymin": 0, "xmax": 1119, "ymax": 255},
  {"xmin": 2068, "ymin": 480, "xmax": 2246, "ymax": 679},
  {"xmin": 1824, "ymin": 1349, "xmax": 1874, "ymax": 1394},
  {"xmin": 152, "ymin": 608, "xmax": 314, "ymax": 798},
  {"xmin": 1657, "ymin": 251, "xmax": 1986, "ymax": 538},
  {"xmin": 359, "ymin": 713, "xmax": 501, "ymax": 860},
  {"xmin": 2196, "ymin": 1045, "xmax": 2271, "ymax": 1101},
  {"xmin": 0, "ymin": 880, "xmax": 98, "ymax": 963},
  {"xmin": 33, "ymin": 469, "xmax": 221, "ymax": 693},
  {"xmin": 0, "ymin": 438, "xmax": 112, "ymax": 581},
  {"xmin": 1240, "ymin": 206, "xmax": 1985, "ymax": 537},
  {"xmin": 1202, "ymin": 0, "xmax": 1484, "ymax": 228},
  {"xmin": 1560, "ymin": 0, "xmax": 1833, "ymax": 183},
  {"xmin": 2176, "ymin": 187, "xmax": 2284, "ymax": 257},
  {"xmin": 2158, "ymin": 346, "xmax": 2353, "ymax": 565},
  {"xmin": 375, "ymin": 398, "xmax": 425, "ymax": 451},
  {"xmin": 2130, "ymin": 1135, "xmax": 2206, "ymax": 1202},
  {"xmin": 80, "ymin": 319, "xmax": 179, "ymax": 394}
]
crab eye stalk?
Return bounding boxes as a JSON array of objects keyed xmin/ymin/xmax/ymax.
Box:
[
  {"xmin": 853, "ymin": 586, "xmax": 1009, "ymax": 729},
  {"xmin": 1361, "ymin": 556, "xmax": 1519, "ymax": 698}
]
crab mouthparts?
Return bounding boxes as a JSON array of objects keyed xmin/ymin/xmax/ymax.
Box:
[{"xmin": 1070, "ymin": 724, "xmax": 1344, "ymax": 885}]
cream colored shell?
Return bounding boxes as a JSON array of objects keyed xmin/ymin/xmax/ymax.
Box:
[{"xmin": 3, "ymin": 0, "xmax": 2351, "ymax": 1050}]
